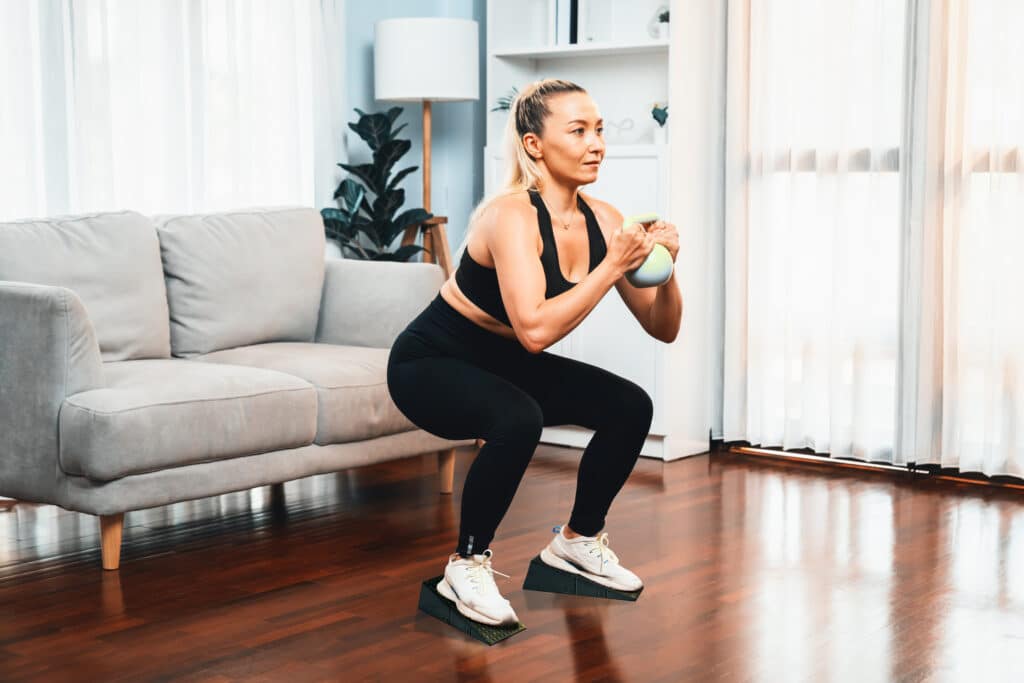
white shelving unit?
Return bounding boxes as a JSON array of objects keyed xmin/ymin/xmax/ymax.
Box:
[
  {"xmin": 484, "ymin": 0, "xmax": 707, "ymax": 461},
  {"xmin": 492, "ymin": 40, "xmax": 669, "ymax": 60}
]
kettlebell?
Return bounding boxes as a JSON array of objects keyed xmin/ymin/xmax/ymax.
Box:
[{"xmin": 622, "ymin": 212, "xmax": 674, "ymax": 288}]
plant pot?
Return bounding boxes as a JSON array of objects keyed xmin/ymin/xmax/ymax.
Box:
[
  {"xmin": 653, "ymin": 126, "xmax": 667, "ymax": 145},
  {"xmin": 656, "ymin": 22, "xmax": 669, "ymax": 41}
]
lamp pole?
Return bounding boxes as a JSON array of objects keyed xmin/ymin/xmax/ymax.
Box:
[{"xmin": 422, "ymin": 100, "xmax": 432, "ymax": 213}]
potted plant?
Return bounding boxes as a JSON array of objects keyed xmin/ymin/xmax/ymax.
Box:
[
  {"xmin": 651, "ymin": 103, "xmax": 668, "ymax": 144},
  {"xmin": 321, "ymin": 107, "xmax": 432, "ymax": 261},
  {"xmin": 491, "ymin": 87, "xmax": 519, "ymax": 112}
]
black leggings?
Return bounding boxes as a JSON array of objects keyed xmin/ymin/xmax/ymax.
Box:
[{"xmin": 386, "ymin": 294, "xmax": 654, "ymax": 557}]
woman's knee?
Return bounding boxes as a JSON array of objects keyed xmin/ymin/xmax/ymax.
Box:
[
  {"xmin": 613, "ymin": 380, "xmax": 654, "ymax": 432},
  {"xmin": 487, "ymin": 399, "xmax": 544, "ymax": 446}
]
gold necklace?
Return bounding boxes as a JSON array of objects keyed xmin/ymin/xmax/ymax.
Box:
[{"xmin": 539, "ymin": 192, "xmax": 577, "ymax": 230}]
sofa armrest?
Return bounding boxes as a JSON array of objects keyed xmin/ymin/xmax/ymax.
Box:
[
  {"xmin": 0, "ymin": 281, "xmax": 104, "ymax": 502},
  {"xmin": 315, "ymin": 259, "xmax": 445, "ymax": 348}
]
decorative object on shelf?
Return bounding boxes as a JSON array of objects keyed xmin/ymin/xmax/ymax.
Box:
[
  {"xmin": 605, "ymin": 117, "xmax": 635, "ymax": 144},
  {"xmin": 651, "ymin": 103, "xmax": 668, "ymax": 144},
  {"xmin": 650, "ymin": 5, "xmax": 670, "ymax": 40},
  {"xmin": 374, "ymin": 17, "xmax": 480, "ymax": 277},
  {"xmin": 321, "ymin": 107, "xmax": 432, "ymax": 262},
  {"xmin": 491, "ymin": 87, "xmax": 519, "ymax": 112},
  {"xmin": 553, "ymin": 0, "xmax": 579, "ymax": 45}
]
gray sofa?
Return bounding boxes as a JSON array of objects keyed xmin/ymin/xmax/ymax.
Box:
[{"xmin": 0, "ymin": 206, "xmax": 472, "ymax": 569}]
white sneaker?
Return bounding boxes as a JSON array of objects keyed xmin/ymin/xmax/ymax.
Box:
[
  {"xmin": 436, "ymin": 549, "xmax": 520, "ymax": 627},
  {"xmin": 539, "ymin": 524, "xmax": 643, "ymax": 592}
]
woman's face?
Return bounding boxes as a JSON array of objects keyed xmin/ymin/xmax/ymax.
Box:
[{"xmin": 526, "ymin": 91, "xmax": 605, "ymax": 185}]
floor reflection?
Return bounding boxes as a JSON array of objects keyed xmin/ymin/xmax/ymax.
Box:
[{"xmin": 564, "ymin": 603, "xmax": 626, "ymax": 683}]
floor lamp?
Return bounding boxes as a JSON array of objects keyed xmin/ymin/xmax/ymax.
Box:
[{"xmin": 374, "ymin": 17, "xmax": 479, "ymax": 279}]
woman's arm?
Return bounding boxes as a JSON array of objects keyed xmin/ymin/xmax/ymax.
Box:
[
  {"xmin": 645, "ymin": 269, "xmax": 683, "ymax": 343},
  {"xmin": 487, "ymin": 198, "xmax": 640, "ymax": 353},
  {"xmin": 587, "ymin": 196, "xmax": 683, "ymax": 343}
]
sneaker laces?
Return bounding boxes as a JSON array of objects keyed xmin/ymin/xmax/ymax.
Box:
[
  {"xmin": 464, "ymin": 549, "xmax": 511, "ymax": 595},
  {"xmin": 581, "ymin": 532, "xmax": 619, "ymax": 567}
]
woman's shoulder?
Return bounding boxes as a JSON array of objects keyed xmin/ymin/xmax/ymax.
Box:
[
  {"xmin": 475, "ymin": 191, "xmax": 537, "ymax": 233},
  {"xmin": 487, "ymin": 191, "xmax": 535, "ymax": 216},
  {"xmin": 579, "ymin": 191, "xmax": 624, "ymax": 235}
]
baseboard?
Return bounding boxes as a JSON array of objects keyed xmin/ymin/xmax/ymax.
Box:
[{"xmin": 540, "ymin": 427, "xmax": 707, "ymax": 461}]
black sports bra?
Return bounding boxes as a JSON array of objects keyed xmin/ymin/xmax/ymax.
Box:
[{"xmin": 454, "ymin": 189, "xmax": 608, "ymax": 327}]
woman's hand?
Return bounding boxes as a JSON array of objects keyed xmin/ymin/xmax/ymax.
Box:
[
  {"xmin": 606, "ymin": 222, "xmax": 656, "ymax": 277},
  {"xmin": 646, "ymin": 220, "xmax": 679, "ymax": 262}
]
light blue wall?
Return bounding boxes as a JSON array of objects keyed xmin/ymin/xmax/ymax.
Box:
[{"xmin": 346, "ymin": 0, "xmax": 486, "ymax": 258}]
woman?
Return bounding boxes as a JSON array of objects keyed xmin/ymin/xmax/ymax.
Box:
[{"xmin": 386, "ymin": 79, "xmax": 682, "ymax": 627}]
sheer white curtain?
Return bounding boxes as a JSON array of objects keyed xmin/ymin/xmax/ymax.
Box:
[
  {"xmin": 721, "ymin": 0, "xmax": 1024, "ymax": 476},
  {"xmin": 901, "ymin": 0, "xmax": 1024, "ymax": 476},
  {"xmin": 0, "ymin": 0, "xmax": 346, "ymax": 220},
  {"xmin": 723, "ymin": 0, "xmax": 908, "ymax": 462}
]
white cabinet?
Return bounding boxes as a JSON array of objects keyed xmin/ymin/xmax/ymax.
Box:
[{"xmin": 483, "ymin": 0, "xmax": 708, "ymax": 460}]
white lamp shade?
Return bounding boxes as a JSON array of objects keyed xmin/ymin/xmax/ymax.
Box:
[{"xmin": 374, "ymin": 18, "xmax": 479, "ymax": 102}]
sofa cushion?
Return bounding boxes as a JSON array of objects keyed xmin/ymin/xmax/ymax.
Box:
[
  {"xmin": 196, "ymin": 342, "xmax": 415, "ymax": 445},
  {"xmin": 60, "ymin": 359, "xmax": 318, "ymax": 481},
  {"xmin": 153, "ymin": 207, "xmax": 326, "ymax": 358},
  {"xmin": 0, "ymin": 211, "xmax": 171, "ymax": 361}
]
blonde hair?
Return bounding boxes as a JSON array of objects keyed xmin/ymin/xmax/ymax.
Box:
[{"xmin": 467, "ymin": 79, "xmax": 587, "ymax": 228}]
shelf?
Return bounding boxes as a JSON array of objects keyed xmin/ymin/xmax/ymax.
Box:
[{"xmin": 492, "ymin": 40, "xmax": 669, "ymax": 60}]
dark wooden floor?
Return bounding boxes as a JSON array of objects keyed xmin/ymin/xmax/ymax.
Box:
[{"xmin": 3, "ymin": 445, "xmax": 1024, "ymax": 682}]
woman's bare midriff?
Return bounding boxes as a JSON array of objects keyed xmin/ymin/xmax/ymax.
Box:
[{"xmin": 439, "ymin": 277, "xmax": 519, "ymax": 340}]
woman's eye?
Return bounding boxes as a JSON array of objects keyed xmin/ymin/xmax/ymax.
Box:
[
  {"xmin": 573, "ymin": 128, "xmax": 584, "ymax": 135},
  {"xmin": 596, "ymin": 128, "xmax": 604, "ymax": 135}
]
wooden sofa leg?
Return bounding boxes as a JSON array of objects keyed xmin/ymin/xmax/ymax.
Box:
[
  {"xmin": 438, "ymin": 448, "xmax": 455, "ymax": 495},
  {"xmin": 100, "ymin": 513, "xmax": 124, "ymax": 571}
]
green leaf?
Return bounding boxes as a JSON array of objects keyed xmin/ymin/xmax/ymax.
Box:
[
  {"xmin": 322, "ymin": 210, "xmax": 359, "ymax": 241},
  {"xmin": 390, "ymin": 122, "xmax": 408, "ymax": 140},
  {"xmin": 348, "ymin": 111, "xmax": 393, "ymax": 151},
  {"xmin": 338, "ymin": 178, "xmax": 364, "ymax": 217},
  {"xmin": 652, "ymin": 105, "xmax": 669, "ymax": 127},
  {"xmin": 392, "ymin": 208, "xmax": 432, "ymax": 231},
  {"xmin": 359, "ymin": 195, "xmax": 373, "ymax": 218},
  {"xmin": 386, "ymin": 106, "xmax": 402, "ymax": 125},
  {"xmin": 386, "ymin": 165, "xmax": 418, "ymax": 192},
  {"xmin": 373, "ymin": 188, "xmax": 405, "ymax": 222},
  {"xmin": 360, "ymin": 218, "xmax": 389, "ymax": 250},
  {"xmin": 339, "ymin": 162, "xmax": 382, "ymax": 196},
  {"xmin": 321, "ymin": 207, "xmax": 347, "ymax": 221},
  {"xmin": 350, "ymin": 215, "xmax": 376, "ymax": 242},
  {"xmin": 336, "ymin": 236, "xmax": 371, "ymax": 259},
  {"xmin": 322, "ymin": 207, "xmax": 353, "ymax": 226},
  {"xmin": 381, "ymin": 208, "xmax": 431, "ymax": 247},
  {"xmin": 375, "ymin": 139, "xmax": 412, "ymax": 181}
]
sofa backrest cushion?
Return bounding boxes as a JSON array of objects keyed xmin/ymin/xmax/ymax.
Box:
[
  {"xmin": 0, "ymin": 211, "xmax": 171, "ymax": 360},
  {"xmin": 154, "ymin": 207, "xmax": 326, "ymax": 358}
]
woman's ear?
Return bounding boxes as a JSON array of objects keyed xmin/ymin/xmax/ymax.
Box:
[{"xmin": 522, "ymin": 132, "xmax": 543, "ymax": 160}]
